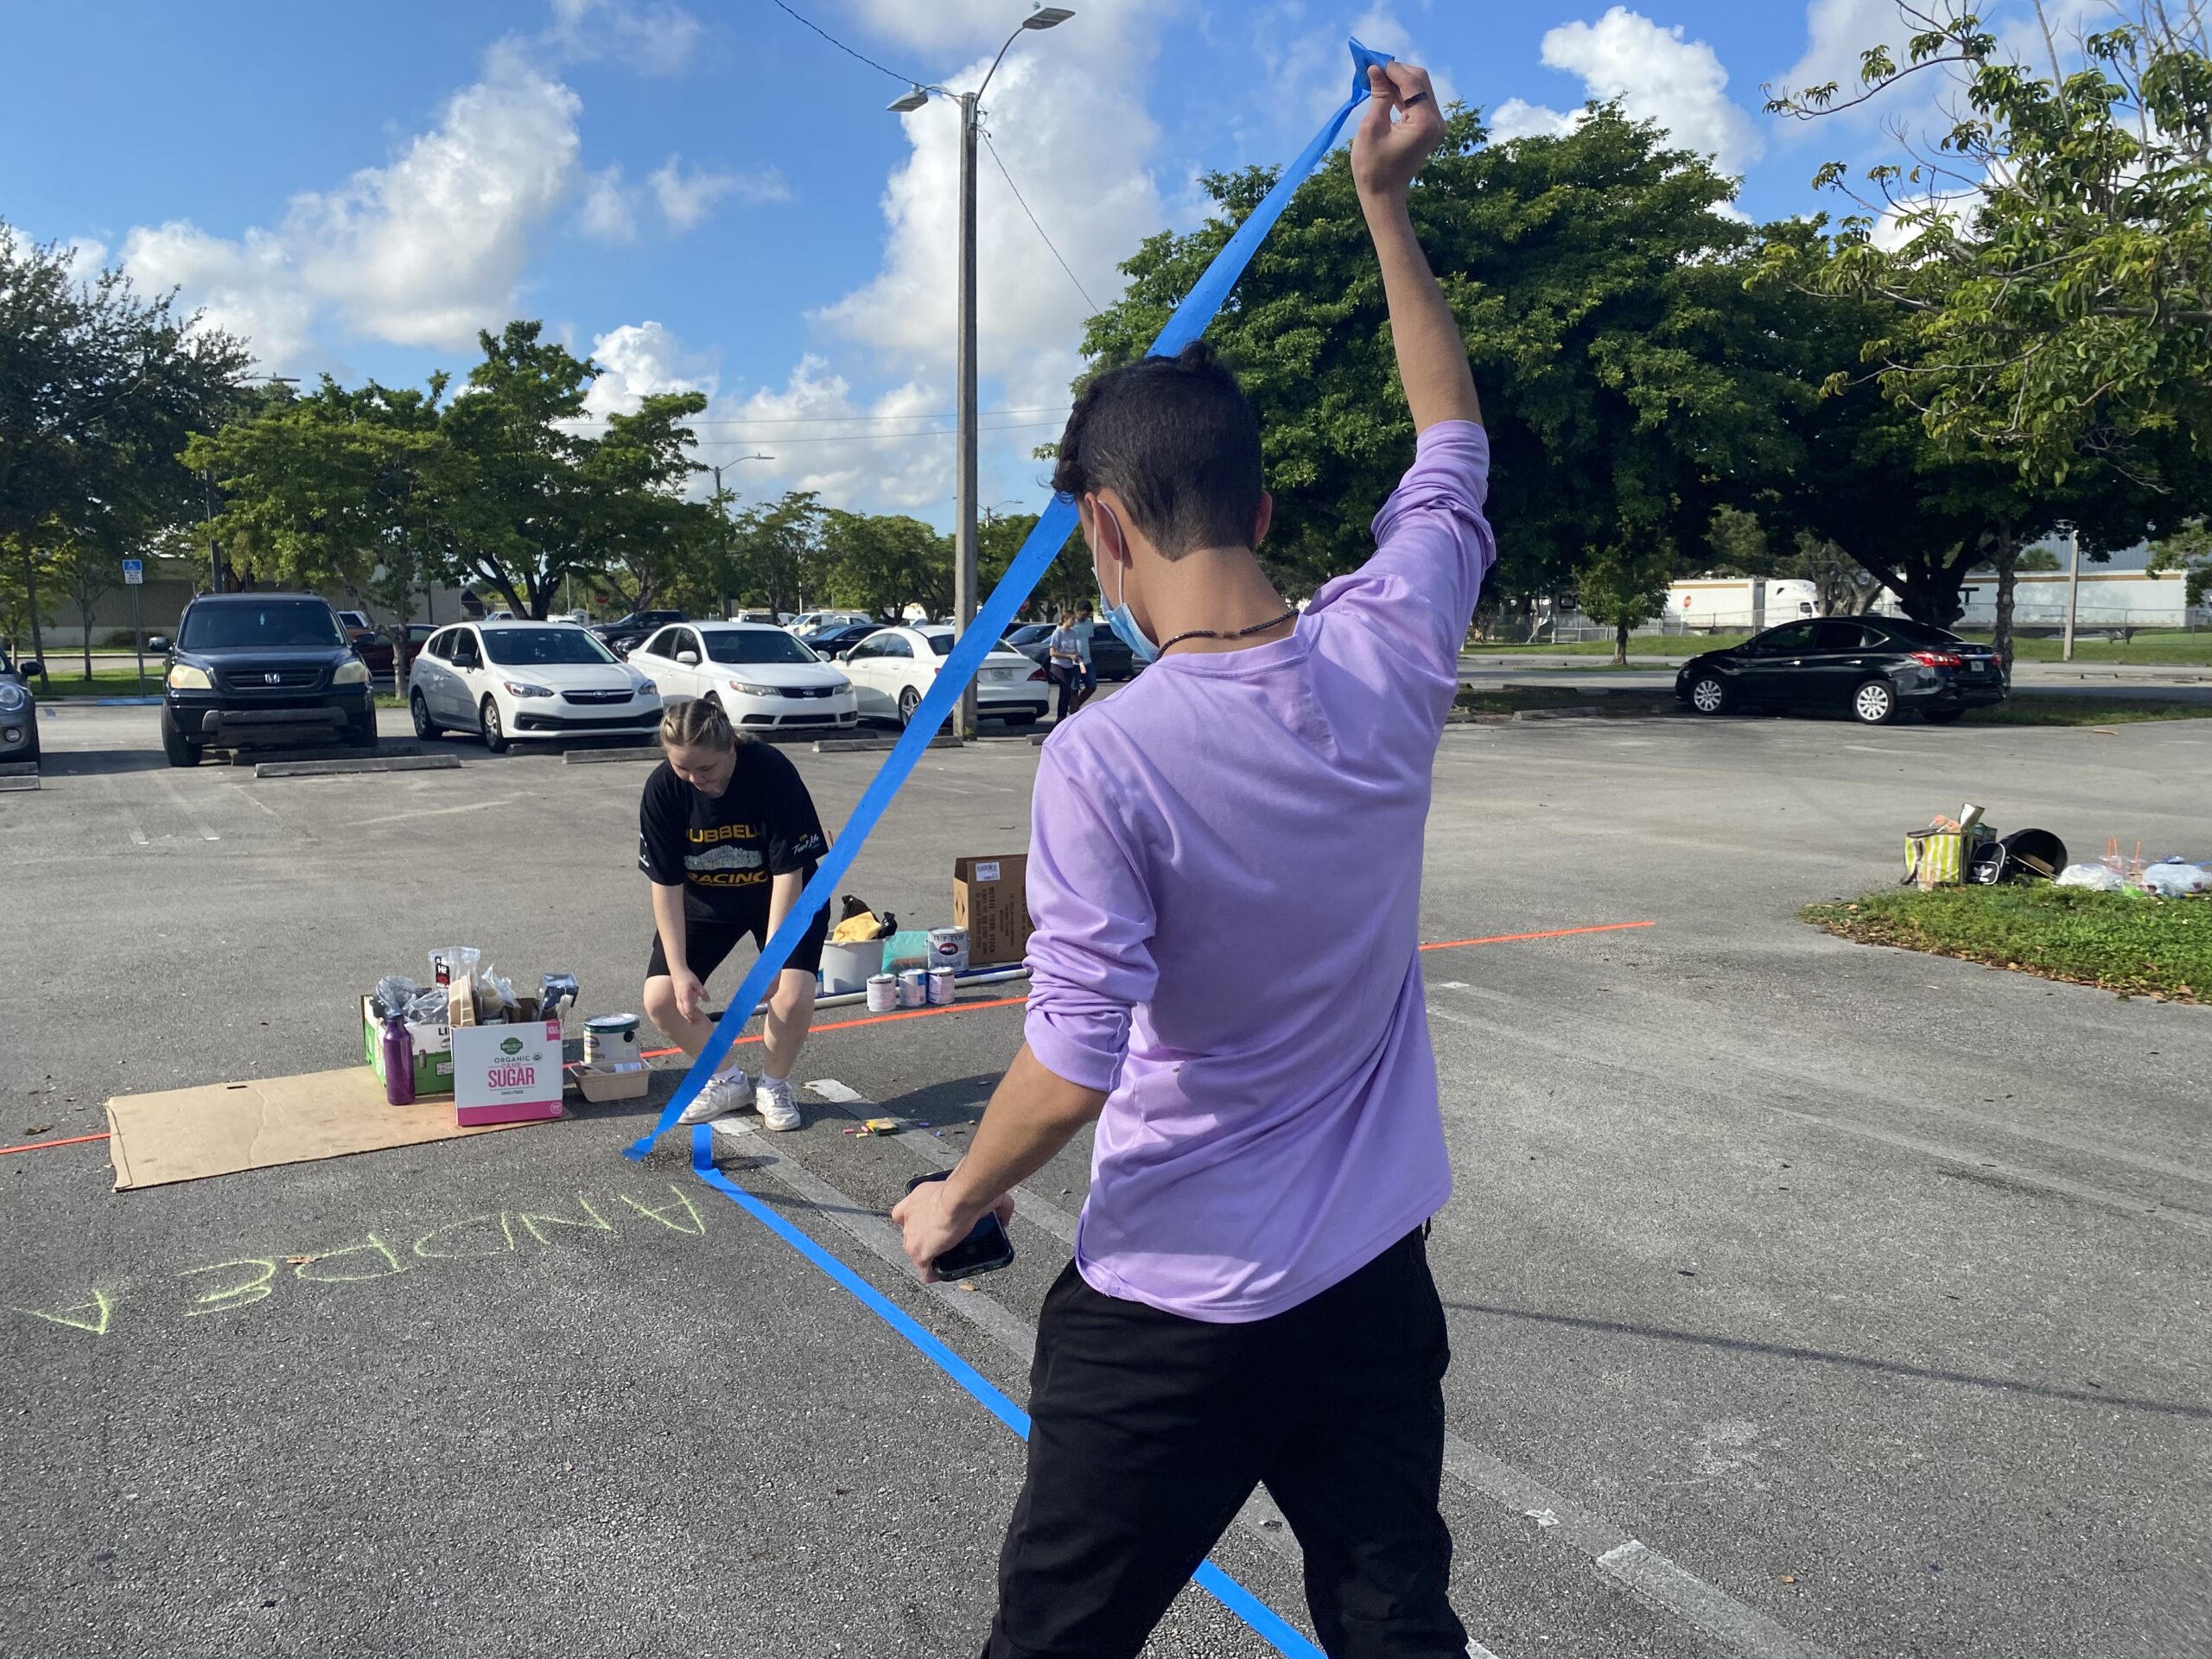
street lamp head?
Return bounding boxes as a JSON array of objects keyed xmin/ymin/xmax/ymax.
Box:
[
  {"xmin": 888, "ymin": 85, "xmax": 931, "ymax": 113},
  {"xmin": 1023, "ymin": 6, "xmax": 1074, "ymax": 27}
]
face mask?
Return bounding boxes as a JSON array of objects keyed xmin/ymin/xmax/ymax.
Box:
[{"xmin": 1091, "ymin": 500, "xmax": 1161, "ymax": 664}]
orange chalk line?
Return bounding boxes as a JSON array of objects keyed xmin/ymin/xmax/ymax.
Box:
[{"xmin": 3, "ymin": 926, "xmax": 1655, "ymax": 1160}]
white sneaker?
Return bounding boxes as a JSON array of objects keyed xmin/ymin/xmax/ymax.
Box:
[
  {"xmin": 677, "ymin": 1068, "xmax": 751, "ymax": 1127},
  {"xmin": 755, "ymin": 1077, "xmax": 802, "ymax": 1133}
]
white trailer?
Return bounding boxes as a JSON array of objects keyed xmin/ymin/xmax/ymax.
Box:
[
  {"xmin": 1666, "ymin": 578, "xmax": 1819, "ymax": 633},
  {"xmin": 1871, "ymin": 569, "xmax": 2206, "ymax": 637}
]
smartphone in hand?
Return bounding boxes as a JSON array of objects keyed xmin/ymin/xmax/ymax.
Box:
[{"xmin": 903, "ymin": 1170, "xmax": 1017, "ymax": 1281}]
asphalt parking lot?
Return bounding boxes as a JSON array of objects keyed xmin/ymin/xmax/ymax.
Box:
[{"xmin": 3, "ymin": 702, "xmax": 2208, "ymax": 1659}]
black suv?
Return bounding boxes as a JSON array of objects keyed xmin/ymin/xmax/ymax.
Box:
[
  {"xmin": 590, "ymin": 609, "xmax": 687, "ymax": 658},
  {"xmin": 153, "ymin": 594, "xmax": 378, "ymax": 766}
]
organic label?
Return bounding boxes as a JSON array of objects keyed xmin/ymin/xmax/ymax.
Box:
[{"xmin": 500, "ymin": 1037, "xmax": 523, "ymax": 1056}]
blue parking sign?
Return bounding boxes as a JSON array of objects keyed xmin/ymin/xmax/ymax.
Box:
[{"xmin": 122, "ymin": 558, "xmax": 143, "ymax": 585}]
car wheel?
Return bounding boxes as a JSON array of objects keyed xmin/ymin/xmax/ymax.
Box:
[
  {"xmin": 480, "ymin": 696, "xmax": 510, "ymax": 754},
  {"xmin": 1852, "ymin": 679, "xmax": 1898, "ymax": 725},
  {"xmin": 1922, "ymin": 707, "xmax": 1966, "ymax": 725},
  {"xmin": 897, "ymin": 685, "xmax": 922, "ymax": 728},
  {"xmin": 410, "ymin": 690, "xmax": 439, "ymax": 740},
  {"xmin": 1686, "ymin": 673, "xmax": 1730, "ymax": 716},
  {"xmin": 161, "ymin": 715, "xmax": 202, "ymax": 768}
]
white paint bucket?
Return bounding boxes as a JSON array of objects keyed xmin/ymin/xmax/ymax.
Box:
[
  {"xmin": 865, "ymin": 975, "xmax": 899, "ymax": 1014},
  {"xmin": 583, "ymin": 1014, "xmax": 640, "ymax": 1066},
  {"xmin": 928, "ymin": 927, "xmax": 970, "ymax": 972},
  {"xmin": 819, "ymin": 936, "xmax": 886, "ymax": 996},
  {"xmin": 926, "ymin": 968, "xmax": 957, "ymax": 1007},
  {"xmin": 897, "ymin": 969, "xmax": 929, "ymax": 1008}
]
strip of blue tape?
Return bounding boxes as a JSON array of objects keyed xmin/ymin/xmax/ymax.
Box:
[
  {"xmin": 690, "ymin": 1128, "xmax": 1325, "ymax": 1656},
  {"xmin": 626, "ymin": 36, "xmax": 1390, "ymax": 1164}
]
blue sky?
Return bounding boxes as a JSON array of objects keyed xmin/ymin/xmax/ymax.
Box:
[{"xmin": 0, "ymin": 1, "xmax": 2078, "ymax": 528}]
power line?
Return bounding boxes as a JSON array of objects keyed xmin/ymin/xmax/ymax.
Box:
[
  {"xmin": 692, "ymin": 419, "xmax": 1064, "ymax": 449},
  {"xmin": 767, "ymin": 0, "xmax": 918, "ymax": 88},
  {"xmin": 981, "ymin": 130, "xmax": 1098, "ymax": 314},
  {"xmin": 569, "ymin": 404, "xmax": 1069, "ymax": 429}
]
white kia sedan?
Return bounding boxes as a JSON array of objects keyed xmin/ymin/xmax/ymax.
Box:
[
  {"xmin": 626, "ymin": 621, "xmax": 859, "ymax": 735},
  {"xmin": 837, "ymin": 625, "xmax": 1050, "ymax": 729},
  {"xmin": 409, "ymin": 620, "xmax": 663, "ymax": 753}
]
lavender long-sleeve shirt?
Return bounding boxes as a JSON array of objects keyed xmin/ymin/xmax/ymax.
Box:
[{"xmin": 1023, "ymin": 421, "xmax": 1497, "ymax": 1322}]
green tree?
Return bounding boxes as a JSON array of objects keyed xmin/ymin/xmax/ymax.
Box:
[
  {"xmin": 0, "ymin": 221, "xmax": 249, "ymax": 674},
  {"xmin": 1765, "ymin": 2, "xmax": 2212, "ymax": 487},
  {"xmin": 2148, "ymin": 518, "xmax": 2212, "ymax": 607},
  {"xmin": 1076, "ymin": 105, "xmax": 1786, "ymax": 614},
  {"xmin": 728, "ymin": 491, "xmax": 826, "ymax": 618},
  {"xmin": 980, "ymin": 509, "xmax": 1087, "ymax": 620},
  {"xmin": 579, "ymin": 391, "xmax": 715, "ymax": 613},
  {"xmin": 1575, "ymin": 537, "xmax": 1678, "ymax": 664},
  {"xmin": 820, "ymin": 509, "xmax": 950, "ymax": 621}
]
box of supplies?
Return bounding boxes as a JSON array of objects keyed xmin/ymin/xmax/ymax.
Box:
[{"xmin": 953, "ymin": 854, "xmax": 1032, "ymax": 967}]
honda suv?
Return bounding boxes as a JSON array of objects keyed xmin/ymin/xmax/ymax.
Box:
[{"xmin": 153, "ymin": 594, "xmax": 378, "ymax": 766}]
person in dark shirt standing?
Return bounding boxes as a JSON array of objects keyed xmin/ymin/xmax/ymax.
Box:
[{"xmin": 638, "ymin": 699, "xmax": 830, "ymax": 1130}]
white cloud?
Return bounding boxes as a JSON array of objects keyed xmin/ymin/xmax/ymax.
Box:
[
  {"xmin": 1491, "ymin": 7, "xmax": 1764, "ymax": 176},
  {"xmin": 121, "ymin": 43, "xmax": 583, "ymax": 366},
  {"xmin": 1778, "ymin": 0, "xmax": 1912, "ymax": 107},
  {"xmin": 579, "ymin": 320, "xmax": 712, "ymax": 419},
  {"xmin": 816, "ymin": 15, "xmax": 1164, "ymax": 413},
  {"xmin": 647, "ymin": 156, "xmax": 791, "ymax": 231},
  {"xmin": 1490, "ymin": 99, "xmax": 1580, "ymax": 142},
  {"xmin": 60, "ymin": 236, "xmax": 110, "ymax": 285},
  {"xmin": 543, "ymin": 0, "xmax": 702, "ymax": 75},
  {"xmin": 836, "ymin": 0, "xmax": 1046, "ymax": 55},
  {"xmin": 580, "ymin": 166, "xmax": 638, "ymax": 241}
]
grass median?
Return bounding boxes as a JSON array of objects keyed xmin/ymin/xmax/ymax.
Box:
[{"xmin": 1804, "ymin": 886, "xmax": 2211, "ymax": 1002}]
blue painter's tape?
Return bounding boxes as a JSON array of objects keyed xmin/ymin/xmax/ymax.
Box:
[
  {"xmin": 689, "ymin": 1129, "xmax": 1325, "ymax": 1656},
  {"xmin": 625, "ymin": 38, "xmax": 1388, "ymax": 1163}
]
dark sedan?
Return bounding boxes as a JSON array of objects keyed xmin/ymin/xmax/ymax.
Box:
[
  {"xmin": 1676, "ymin": 617, "xmax": 2006, "ymax": 725},
  {"xmin": 803, "ymin": 621, "xmax": 888, "ymax": 658},
  {"xmin": 591, "ymin": 608, "xmax": 688, "ymax": 658},
  {"xmin": 1004, "ymin": 621, "xmax": 1135, "ymax": 682}
]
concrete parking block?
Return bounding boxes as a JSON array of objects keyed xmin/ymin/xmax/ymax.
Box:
[
  {"xmin": 562, "ymin": 746, "xmax": 663, "ymax": 765},
  {"xmin": 253, "ymin": 753, "xmax": 464, "ymax": 779}
]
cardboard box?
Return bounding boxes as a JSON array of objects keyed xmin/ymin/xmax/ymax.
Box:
[
  {"xmin": 451, "ymin": 1021, "xmax": 565, "ymax": 1126},
  {"xmin": 953, "ymin": 854, "xmax": 1032, "ymax": 967},
  {"xmin": 361, "ymin": 995, "xmax": 457, "ymax": 1096},
  {"xmin": 575, "ymin": 1061, "xmax": 651, "ymax": 1103}
]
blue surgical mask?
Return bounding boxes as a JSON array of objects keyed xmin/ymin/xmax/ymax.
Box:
[{"xmin": 1092, "ymin": 500, "xmax": 1160, "ymax": 664}]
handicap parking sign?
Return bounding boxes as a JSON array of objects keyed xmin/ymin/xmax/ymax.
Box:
[{"xmin": 122, "ymin": 558, "xmax": 143, "ymax": 585}]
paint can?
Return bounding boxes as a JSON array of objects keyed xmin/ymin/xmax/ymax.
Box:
[
  {"xmin": 583, "ymin": 1014, "xmax": 639, "ymax": 1067},
  {"xmin": 927, "ymin": 927, "xmax": 970, "ymax": 973},
  {"xmin": 866, "ymin": 975, "xmax": 899, "ymax": 1014},
  {"xmin": 897, "ymin": 969, "xmax": 929, "ymax": 1008},
  {"xmin": 926, "ymin": 967, "xmax": 957, "ymax": 1007}
]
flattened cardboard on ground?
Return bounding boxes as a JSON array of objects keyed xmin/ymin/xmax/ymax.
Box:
[{"xmin": 105, "ymin": 1065, "xmax": 555, "ymax": 1191}]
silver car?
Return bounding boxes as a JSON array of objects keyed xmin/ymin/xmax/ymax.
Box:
[{"xmin": 0, "ymin": 647, "xmax": 43, "ymax": 767}]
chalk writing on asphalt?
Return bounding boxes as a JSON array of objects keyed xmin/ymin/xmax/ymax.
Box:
[{"xmin": 6, "ymin": 1185, "xmax": 708, "ymax": 1337}]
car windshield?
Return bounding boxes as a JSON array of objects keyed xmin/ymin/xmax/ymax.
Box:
[
  {"xmin": 481, "ymin": 628, "xmax": 620, "ymax": 666},
  {"xmin": 1007, "ymin": 625, "xmax": 1051, "ymax": 645},
  {"xmin": 706, "ymin": 631, "xmax": 818, "ymax": 665},
  {"xmin": 180, "ymin": 601, "xmax": 344, "ymax": 650}
]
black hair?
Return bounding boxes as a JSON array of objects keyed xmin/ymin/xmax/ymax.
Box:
[{"xmin": 1050, "ymin": 341, "xmax": 1263, "ymax": 559}]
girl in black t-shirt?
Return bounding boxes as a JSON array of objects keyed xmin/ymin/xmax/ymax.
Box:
[{"xmin": 638, "ymin": 699, "xmax": 830, "ymax": 1131}]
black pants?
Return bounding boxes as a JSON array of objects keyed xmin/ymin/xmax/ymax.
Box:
[
  {"xmin": 1050, "ymin": 662, "xmax": 1079, "ymax": 722},
  {"xmin": 985, "ymin": 1229, "xmax": 1465, "ymax": 1658}
]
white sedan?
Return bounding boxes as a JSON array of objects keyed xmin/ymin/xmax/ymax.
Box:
[
  {"xmin": 786, "ymin": 609, "xmax": 875, "ymax": 638},
  {"xmin": 409, "ymin": 620, "xmax": 663, "ymax": 753},
  {"xmin": 836, "ymin": 625, "xmax": 1051, "ymax": 729},
  {"xmin": 626, "ymin": 621, "xmax": 859, "ymax": 735}
]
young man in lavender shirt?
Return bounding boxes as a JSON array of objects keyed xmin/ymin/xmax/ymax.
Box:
[{"xmin": 893, "ymin": 60, "xmax": 1488, "ymax": 1657}]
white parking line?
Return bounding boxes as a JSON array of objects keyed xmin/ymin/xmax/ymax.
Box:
[
  {"xmin": 100, "ymin": 776, "xmax": 149, "ymax": 847},
  {"xmin": 154, "ymin": 775, "xmax": 220, "ymax": 841},
  {"xmin": 794, "ymin": 1079, "xmax": 1831, "ymax": 1659}
]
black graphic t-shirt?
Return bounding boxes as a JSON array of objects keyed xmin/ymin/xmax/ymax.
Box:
[{"xmin": 638, "ymin": 745, "xmax": 829, "ymax": 925}]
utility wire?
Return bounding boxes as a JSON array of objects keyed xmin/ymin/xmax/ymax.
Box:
[
  {"xmin": 693, "ymin": 419, "xmax": 1065, "ymax": 448},
  {"xmin": 981, "ymin": 130, "xmax": 1099, "ymax": 313},
  {"xmin": 569, "ymin": 404, "xmax": 1069, "ymax": 428},
  {"xmin": 767, "ymin": 0, "xmax": 919, "ymax": 88}
]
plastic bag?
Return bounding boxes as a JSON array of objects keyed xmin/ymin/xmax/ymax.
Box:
[
  {"xmin": 2139, "ymin": 861, "xmax": 2211, "ymax": 897},
  {"xmin": 429, "ymin": 945, "xmax": 481, "ymax": 988},
  {"xmin": 540, "ymin": 973, "xmax": 580, "ymax": 1020},
  {"xmin": 475, "ymin": 963, "xmax": 516, "ymax": 1021},
  {"xmin": 372, "ymin": 976, "xmax": 420, "ymax": 1020},
  {"xmin": 2056, "ymin": 863, "xmax": 2126, "ymax": 892},
  {"xmin": 404, "ymin": 988, "xmax": 450, "ymax": 1025}
]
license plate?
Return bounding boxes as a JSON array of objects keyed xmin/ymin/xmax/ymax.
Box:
[{"xmin": 987, "ymin": 668, "xmax": 1016, "ymax": 682}]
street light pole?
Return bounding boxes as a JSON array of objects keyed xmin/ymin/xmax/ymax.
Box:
[
  {"xmin": 2062, "ymin": 521, "xmax": 2082, "ymax": 662},
  {"xmin": 955, "ymin": 87, "xmax": 982, "ymax": 736},
  {"xmin": 892, "ymin": 6, "xmax": 1073, "ymax": 738}
]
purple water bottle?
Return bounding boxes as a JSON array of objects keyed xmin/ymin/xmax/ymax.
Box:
[{"xmin": 381, "ymin": 1016, "xmax": 416, "ymax": 1105}]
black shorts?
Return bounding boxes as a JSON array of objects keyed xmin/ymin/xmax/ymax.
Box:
[{"xmin": 645, "ymin": 906, "xmax": 829, "ymax": 984}]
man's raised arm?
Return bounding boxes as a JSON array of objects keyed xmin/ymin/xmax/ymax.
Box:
[{"xmin": 1352, "ymin": 61, "xmax": 1481, "ymax": 433}]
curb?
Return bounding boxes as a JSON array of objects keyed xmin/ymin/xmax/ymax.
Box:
[
  {"xmin": 563, "ymin": 746, "xmax": 663, "ymax": 765},
  {"xmin": 815, "ymin": 734, "xmax": 963, "ymax": 753},
  {"xmin": 254, "ymin": 754, "xmax": 464, "ymax": 779}
]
